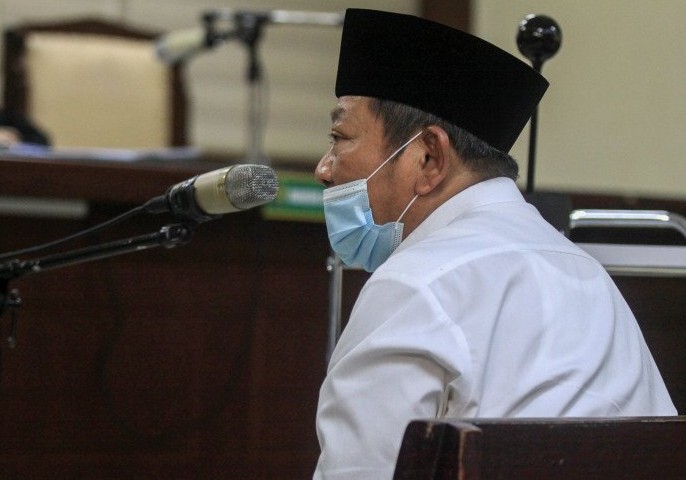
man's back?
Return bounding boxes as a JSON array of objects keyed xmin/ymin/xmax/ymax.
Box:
[{"xmin": 379, "ymin": 177, "xmax": 675, "ymax": 417}]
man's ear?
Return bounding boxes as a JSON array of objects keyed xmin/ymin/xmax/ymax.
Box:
[{"xmin": 415, "ymin": 125, "xmax": 452, "ymax": 196}]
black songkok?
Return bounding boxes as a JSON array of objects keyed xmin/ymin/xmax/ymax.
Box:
[{"xmin": 335, "ymin": 9, "xmax": 549, "ymax": 153}]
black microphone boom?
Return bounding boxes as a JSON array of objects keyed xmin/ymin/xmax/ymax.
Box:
[
  {"xmin": 0, "ymin": 164, "xmax": 277, "ymax": 345},
  {"xmin": 144, "ymin": 164, "xmax": 279, "ymax": 223}
]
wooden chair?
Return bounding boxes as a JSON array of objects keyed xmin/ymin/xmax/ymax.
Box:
[
  {"xmin": 394, "ymin": 416, "xmax": 686, "ymax": 479},
  {"xmin": 2, "ymin": 17, "xmax": 187, "ymax": 148}
]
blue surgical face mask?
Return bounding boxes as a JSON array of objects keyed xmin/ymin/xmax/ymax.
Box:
[{"xmin": 322, "ymin": 131, "xmax": 422, "ymax": 272}]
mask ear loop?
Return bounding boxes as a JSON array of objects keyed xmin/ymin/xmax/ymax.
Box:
[
  {"xmin": 396, "ymin": 194, "xmax": 419, "ymax": 223},
  {"xmin": 366, "ymin": 130, "xmax": 424, "ymax": 181}
]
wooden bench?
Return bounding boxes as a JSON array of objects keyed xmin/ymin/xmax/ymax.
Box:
[{"xmin": 393, "ymin": 416, "xmax": 686, "ymax": 479}]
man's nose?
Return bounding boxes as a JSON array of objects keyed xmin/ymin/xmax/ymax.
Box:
[{"xmin": 315, "ymin": 151, "xmax": 333, "ymax": 186}]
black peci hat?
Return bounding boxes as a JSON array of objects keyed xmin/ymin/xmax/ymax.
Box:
[{"xmin": 335, "ymin": 9, "xmax": 549, "ymax": 153}]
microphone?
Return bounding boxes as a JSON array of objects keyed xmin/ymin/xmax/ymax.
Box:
[
  {"xmin": 155, "ymin": 27, "xmax": 210, "ymax": 65},
  {"xmin": 156, "ymin": 9, "xmax": 344, "ymax": 64},
  {"xmin": 144, "ymin": 164, "xmax": 278, "ymax": 223},
  {"xmin": 268, "ymin": 10, "xmax": 343, "ymax": 26}
]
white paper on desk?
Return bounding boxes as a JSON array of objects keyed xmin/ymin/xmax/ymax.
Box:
[{"xmin": 1, "ymin": 144, "xmax": 201, "ymax": 162}]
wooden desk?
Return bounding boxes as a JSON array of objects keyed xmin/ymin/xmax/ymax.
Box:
[
  {"xmin": 394, "ymin": 417, "xmax": 686, "ymax": 479},
  {"xmin": 0, "ymin": 153, "xmax": 223, "ymax": 203}
]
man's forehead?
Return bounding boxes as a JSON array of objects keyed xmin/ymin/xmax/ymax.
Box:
[{"xmin": 330, "ymin": 96, "xmax": 372, "ymax": 124}]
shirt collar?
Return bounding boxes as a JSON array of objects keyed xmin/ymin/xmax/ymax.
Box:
[{"xmin": 396, "ymin": 177, "xmax": 524, "ymax": 253}]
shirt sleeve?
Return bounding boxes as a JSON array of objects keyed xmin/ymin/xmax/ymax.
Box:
[{"xmin": 313, "ymin": 273, "xmax": 472, "ymax": 479}]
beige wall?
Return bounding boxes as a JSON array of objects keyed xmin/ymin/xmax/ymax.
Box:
[
  {"xmin": 2, "ymin": 1, "xmax": 684, "ymax": 200},
  {"xmin": 474, "ymin": 1, "xmax": 686, "ymax": 200}
]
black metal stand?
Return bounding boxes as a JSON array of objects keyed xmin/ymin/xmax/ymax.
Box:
[
  {"xmin": 197, "ymin": 9, "xmax": 344, "ymax": 166},
  {"xmin": 517, "ymin": 14, "xmax": 562, "ymax": 194},
  {"xmin": 516, "ymin": 14, "xmax": 572, "ymax": 235},
  {"xmin": 197, "ymin": 10, "xmax": 270, "ymax": 166},
  {"xmin": 234, "ymin": 12, "xmax": 270, "ymax": 165},
  {"xmin": 0, "ymin": 223, "xmax": 195, "ymax": 352}
]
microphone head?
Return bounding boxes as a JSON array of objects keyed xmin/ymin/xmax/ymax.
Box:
[
  {"xmin": 226, "ymin": 164, "xmax": 279, "ymax": 209},
  {"xmin": 517, "ymin": 14, "xmax": 562, "ymax": 67},
  {"xmin": 155, "ymin": 28, "xmax": 206, "ymax": 64}
]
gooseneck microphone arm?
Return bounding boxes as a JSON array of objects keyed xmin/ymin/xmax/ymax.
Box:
[
  {"xmin": 0, "ymin": 202, "xmax": 154, "ymax": 353},
  {"xmin": 0, "ymin": 163, "xmax": 278, "ymax": 353},
  {"xmin": 0, "ymin": 223, "xmax": 194, "ymax": 284},
  {"xmin": 0, "ymin": 221, "xmax": 194, "ymax": 357}
]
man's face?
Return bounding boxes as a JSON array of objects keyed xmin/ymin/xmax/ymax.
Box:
[{"xmin": 315, "ymin": 96, "xmax": 414, "ymax": 225}]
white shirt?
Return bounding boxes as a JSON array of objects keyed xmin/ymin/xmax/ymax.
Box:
[{"xmin": 314, "ymin": 177, "xmax": 676, "ymax": 480}]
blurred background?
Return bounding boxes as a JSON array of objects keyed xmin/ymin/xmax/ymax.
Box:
[{"xmin": 1, "ymin": 0, "xmax": 683, "ymax": 199}]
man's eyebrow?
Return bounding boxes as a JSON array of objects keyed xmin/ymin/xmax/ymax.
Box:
[{"xmin": 330, "ymin": 106, "xmax": 345, "ymax": 123}]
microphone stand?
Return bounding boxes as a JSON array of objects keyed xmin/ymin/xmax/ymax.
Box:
[
  {"xmin": 234, "ymin": 11, "xmax": 270, "ymax": 166},
  {"xmin": 198, "ymin": 9, "xmax": 344, "ymax": 166},
  {"xmin": 198, "ymin": 10, "xmax": 271, "ymax": 166},
  {"xmin": 516, "ymin": 14, "xmax": 572, "ymax": 235},
  {"xmin": 0, "ymin": 223, "xmax": 195, "ymax": 352},
  {"xmin": 516, "ymin": 14, "xmax": 562, "ymax": 194}
]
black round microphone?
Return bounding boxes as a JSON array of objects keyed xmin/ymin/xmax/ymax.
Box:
[
  {"xmin": 517, "ymin": 14, "xmax": 561, "ymax": 195},
  {"xmin": 517, "ymin": 14, "xmax": 562, "ymax": 71}
]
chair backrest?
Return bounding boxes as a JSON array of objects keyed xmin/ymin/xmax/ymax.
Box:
[
  {"xmin": 394, "ymin": 416, "xmax": 686, "ymax": 480},
  {"xmin": 3, "ymin": 17, "xmax": 187, "ymax": 148}
]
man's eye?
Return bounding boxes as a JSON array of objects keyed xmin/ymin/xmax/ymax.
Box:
[{"xmin": 330, "ymin": 131, "xmax": 349, "ymax": 144}]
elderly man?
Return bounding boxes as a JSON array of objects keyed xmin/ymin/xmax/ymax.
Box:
[{"xmin": 313, "ymin": 9, "xmax": 675, "ymax": 479}]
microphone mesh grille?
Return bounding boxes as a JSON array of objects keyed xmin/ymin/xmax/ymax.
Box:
[{"xmin": 226, "ymin": 164, "xmax": 279, "ymax": 210}]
